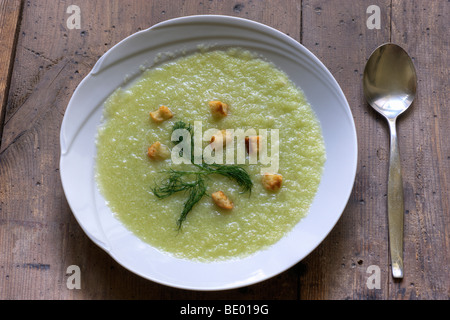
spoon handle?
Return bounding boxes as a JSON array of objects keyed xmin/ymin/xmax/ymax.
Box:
[{"xmin": 387, "ymin": 118, "xmax": 404, "ymax": 278}]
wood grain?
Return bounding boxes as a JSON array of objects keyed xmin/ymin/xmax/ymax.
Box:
[
  {"xmin": 0, "ymin": 0, "xmax": 448, "ymax": 300},
  {"xmin": 0, "ymin": 0, "xmax": 23, "ymax": 146}
]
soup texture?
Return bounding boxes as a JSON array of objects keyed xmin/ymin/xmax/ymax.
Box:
[{"xmin": 95, "ymin": 48, "xmax": 326, "ymax": 261}]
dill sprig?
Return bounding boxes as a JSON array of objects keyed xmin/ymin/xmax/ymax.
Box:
[
  {"xmin": 199, "ymin": 163, "xmax": 253, "ymax": 194},
  {"xmin": 176, "ymin": 175, "xmax": 206, "ymax": 229},
  {"xmin": 152, "ymin": 169, "xmax": 198, "ymax": 199},
  {"xmin": 152, "ymin": 121, "xmax": 253, "ymax": 230}
]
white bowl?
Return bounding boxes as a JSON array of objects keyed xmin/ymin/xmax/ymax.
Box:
[{"xmin": 60, "ymin": 15, "xmax": 357, "ymax": 290}]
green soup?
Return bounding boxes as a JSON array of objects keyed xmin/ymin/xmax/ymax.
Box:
[{"xmin": 95, "ymin": 48, "xmax": 325, "ymax": 261}]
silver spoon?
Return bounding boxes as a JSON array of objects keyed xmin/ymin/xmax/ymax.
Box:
[{"xmin": 363, "ymin": 43, "xmax": 417, "ymax": 278}]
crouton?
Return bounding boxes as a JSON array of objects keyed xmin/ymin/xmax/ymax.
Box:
[
  {"xmin": 209, "ymin": 101, "xmax": 229, "ymax": 117},
  {"xmin": 147, "ymin": 141, "xmax": 171, "ymax": 160},
  {"xmin": 261, "ymin": 173, "xmax": 283, "ymax": 192},
  {"xmin": 150, "ymin": 105, "xmax": 173, "ymax": 123},
  {"xmin": 245, "ymin": 136, "xmax": 262, "ymax": 155},
  {"xmin": 210, "ymin": 129, "xmax": 233, "ymax": 147},
  {"xmin": 211, "ymin": 191, "xmax": 234, "ymax": 210}
]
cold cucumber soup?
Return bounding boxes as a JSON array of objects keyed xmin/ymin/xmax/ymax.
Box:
[{"xmin": 95, "ymin": 48, "xmax": 326, "ymax": 261}]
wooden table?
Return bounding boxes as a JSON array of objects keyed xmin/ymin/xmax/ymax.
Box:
[{"xmin": 1, "ymin": 0, "xmax": 448, "ymax": 300}]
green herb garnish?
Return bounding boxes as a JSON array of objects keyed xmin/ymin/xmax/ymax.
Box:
[{"xmin": 152, "ymin": 121, "xmax": 253, "ymax": 230}]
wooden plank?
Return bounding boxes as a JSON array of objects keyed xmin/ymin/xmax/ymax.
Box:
[
  {"xmin": 0, "ymin": 0, "xmax": 23, "ymax": 145},
  {"xmin": 0, "ymin": 0, "xmax": 302, "ymax": 299},
  {"xmin": 390, "ymin": 0, "xmax": 450, "ymax": 300},
  {"xmin": 300, "ymin": 0, "xmax": 392, "ymax": 299}
]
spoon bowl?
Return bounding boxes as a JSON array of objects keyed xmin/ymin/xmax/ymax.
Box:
[
  {"xmin": 364, "ymin": 43, "xmax": 417, "ymax": 118},
  {"xmin": 363, "ymin": 43, "xmax": 417, "ymax": 278}
]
